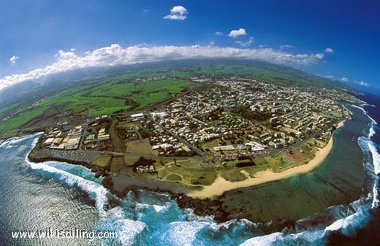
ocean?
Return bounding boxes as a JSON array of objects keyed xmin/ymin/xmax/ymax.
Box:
[{"xmin": 0, "ymin": 93, "xmax": 380, "ymax": 245}]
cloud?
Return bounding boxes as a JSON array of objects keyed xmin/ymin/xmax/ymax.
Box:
[
  {"xmin": 164, "ymin": 6, "xmax": 188, "ymax": 21},
  {"xmin": 55, "ymin": 49, "xmax": 78, "ymax": 60},
  {"xmin": 280, "ymin": 45, "xmax": 294, "ymax": 49},
  {"xmin": 228, "ymin": 28, "xmax": 247, "ymax": 38},
  {"xmin": 315, "ymin": 53, "xmax": 325, "ymax": 59},
  {"xmin": 324, "ymin": 75, "xmax": 350, "ymax": 83},
  {"xmin": 215, "ymin": 31, "xmax": 223, "ymax": 36},
  {"xmin": 9, "ymin": 55, "xmax": 19, "ymax": 65},
  {"xmin": 355, "ymin": 80, "xmax": 369, "ymax": 87},
  {"xmin": 324, "ymin": 75, "xmax": 369, "ymax": 87},
  {"xmin": 235, "ymin": 37, "xmax": 254, "ymax": 47},
  {"xmin": 142, "ymin": 9, "xmax": 150, "ymax": 15},
  {"xmin": 324, "ymin": 47, "xmax": 334, "ymax": 53},
  {"xmin": 0, "ymin": 44, "xmax": 327, "ymax": 91},
  {"xmin": 325, "ymin": 75, "xmax": 336, "ymax": 80}
]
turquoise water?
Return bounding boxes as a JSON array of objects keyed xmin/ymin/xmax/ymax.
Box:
[{"xmin": 0, "ymin": 104, "xmax": 379, "ymax": 245}]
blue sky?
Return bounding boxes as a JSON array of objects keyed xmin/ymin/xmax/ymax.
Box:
[{"xmin": 0, "ymin": 0, "xmax": 379, "ymax": 92}]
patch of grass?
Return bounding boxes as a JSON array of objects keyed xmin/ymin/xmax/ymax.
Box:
[
  {"xmin": 220, "ymin": 169, "xmax": 247, "ymax": 182},
  {"xmin": 0, "ymin": 106, "xmax": 47, "ymax": 131},
  {"xmin": 94, "ymin": 155, "xmax": 112, "ymax": 168},
  {"xmin": 109, "ymin": 121, "xmax": 124, "ymax": 152},
  {"xmin": 124, "ymin": 155, "xmax": 141, "ymax": 166},
  {"xmin": 90, "ymin": 106, "xmax": 130, "ymax": 117},
  {"xmin": 166, "ymin": 173, "xmax": 183, "ymax": 182},
  {"xmin": 110, "ymin": 156, "xmax": 125, "ymax": 173},
  {"xmin": 126, "ymin": 139, "xmax": 152, "ymax": 154},
  {"xmin": 162, "ymin": 164, "xmax": 218, "ymax": 186},
  {"xmin": 0, "ymin": 102, "xmax": 22, "ymax": 117}
]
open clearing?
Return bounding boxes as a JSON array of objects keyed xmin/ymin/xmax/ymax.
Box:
[{"xmin": 126, "ymin": 139, "xmax": 152, "ymax": 154}]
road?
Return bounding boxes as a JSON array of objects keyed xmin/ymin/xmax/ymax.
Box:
[{"xmin": 87, "ymin": 149, "xmax": 192, "ymax": 160}]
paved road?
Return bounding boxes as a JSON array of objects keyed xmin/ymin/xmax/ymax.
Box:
[{"xmin": 86, "ymin": 149, "xmax": 193, "ymax": 160}]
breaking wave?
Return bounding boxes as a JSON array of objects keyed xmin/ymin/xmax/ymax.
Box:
[
  {"xmin": 20, "ymin": 136, "xmax": 146, "ymax": 245},
  {"xmin": 352, "ymin": 105, "xmax": 377, "ymax": 124}
]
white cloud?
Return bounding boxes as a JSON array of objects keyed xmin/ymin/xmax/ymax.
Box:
[
  {"xmin": 325, "ymin": 75, "xmax": 336, "ymax": 80},
  {"xmin": 323, "ymin": 75, "xmax": 350, "ymax": 83},
  {"xmin": 215, "ymin": 32, "xmax": 223, "ymax": 36},
  {"xmin": 0, "ymin": 44, "xmax": 327, "ymax": 91},
  {"xmin": 315, "ymin": 53, "xmax": 325, "ymax": 59},
  {"xmin": 55, "ymin": 49, "xmax": 78, "ymax": 60},
  {"xmin": 235, "ymin": 37, "xmax": 254, "ymax": 47},
  {"xmin": 9, "ymin": 55, "xmax": 19, "ymax": 65},
  {"xmin": 209, "ymin": 41, "xmax": 215, "ymax": 45},
  {"xmin": 280, "ymin": 45, "xmax": 294, "ymax": 49},
  {"xmin": 324, "ymin": 47, "xmax": 334, "ymax": 53},
  {"xmin": 355, "ymin": 80, "xmax": 369, "ymax": 87},
  {"xmin": 228, "ymin": 28, "xmax": 247, "ymax": 38},
  {"xmin": 164, "ymin": 6, "xmax": 188, "ymax": 21}
]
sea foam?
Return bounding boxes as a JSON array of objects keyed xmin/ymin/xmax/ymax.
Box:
[
  {"xmin": 367, "ymin": 140, "xmax": 380, "ymax": 175},
  {"xmin": 161, "ymin": 221, "xmax": 208, "ymax": 246},
  {"xmin": 240, "ymin": 232, "xmax": 283, "ymax": 246},
  {"xmin": 25, "ymin": 153, "xmax": 147, "ymax": 245},
  {"xmin": 369, "ymin": 125, "xmax": 376, "ymax": 139},
  {"xmin": 352, "ymin": 104, "xmax": 377, "ymax": 124},
  {"xmin": 28, "ymin": 161, "xmax": 109, "ymax": 217},
  {"xmin": 100, "ymin": 206, "xmax": 146, "ymax": 246}
]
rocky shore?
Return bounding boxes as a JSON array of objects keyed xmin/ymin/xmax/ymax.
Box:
[
  {"xmin": 27, "ymin": 137, "xmax": 237, "ymax": 223},
  {"xmin": 28, "ymin": 141, "xmax": 108, "ymax": 178}
]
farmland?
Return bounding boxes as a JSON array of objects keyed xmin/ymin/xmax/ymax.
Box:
[{"xmin": 0, "ymin": 78, "xmax": 190, "ymax": 131}]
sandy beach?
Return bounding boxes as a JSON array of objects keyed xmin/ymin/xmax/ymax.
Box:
[
  {"xmin": 189, "ymin": 120, "xmax": 346, "ymax": 198},
  {"xmin": 337, "ymin": 120, "xmax": 345, "ymax": 128}
]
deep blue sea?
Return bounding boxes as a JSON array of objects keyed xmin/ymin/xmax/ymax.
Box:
[{"xmin": 1, "ymin": 93, "xmax": 380, "ymax": 245}]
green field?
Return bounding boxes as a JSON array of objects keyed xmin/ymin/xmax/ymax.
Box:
[{"xmin": 0, "ymin": 78, "xmax": 190, "ymax": 131}]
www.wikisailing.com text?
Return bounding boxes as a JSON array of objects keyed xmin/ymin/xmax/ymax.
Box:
[{"xmin": 11, "ymin": 228, "xmax": 118, "ymax": 240}]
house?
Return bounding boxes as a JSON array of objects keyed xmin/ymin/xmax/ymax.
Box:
[
  {"xmin": 131, "ymin": 113, "xmax": 144, "ymax": 118},
  {"xmin": 151, "ymin": 112, "xmax": 169, "ymax": 119},
  {"xmin": 213, "ymin": 145, "xmax": 235, "ymax": 151},
  {"xmin": 43, "ymin": 138, "xmax": 54, "ymax": 146}
]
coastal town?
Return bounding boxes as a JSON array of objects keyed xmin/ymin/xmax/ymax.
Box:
[{"xmin": 35, "ymin": 76, "xmax": 358, "ymax": 178}]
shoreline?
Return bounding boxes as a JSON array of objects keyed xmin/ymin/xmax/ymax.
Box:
[
  {"xmin": 188, "ymin": 119, "xmax": 346, "ymax": 198},
  {"xmin": 22, "ymin": 116, "xmax": 365, "ymax": 224},
  {"xmin": 26, "ymin": 119, "xmax": 347, "ymax": 200},
  {"xmin": 25, "ymin": 119, "xmax": 347, "ymax": 201}
]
